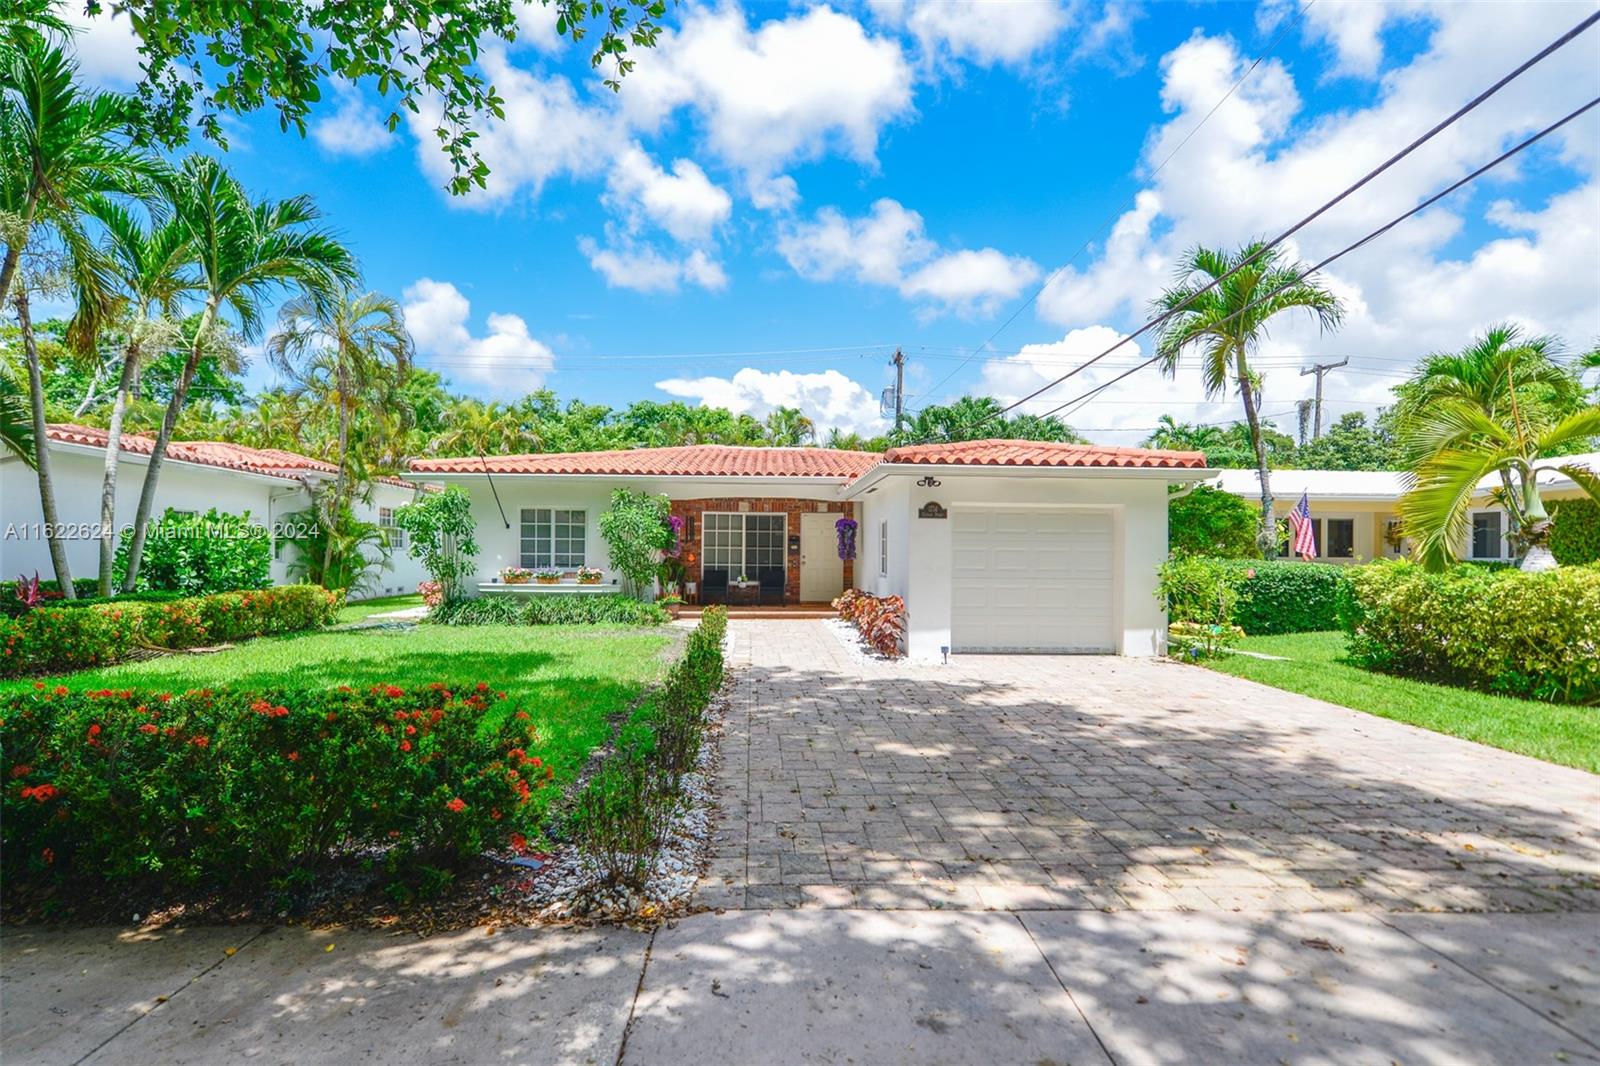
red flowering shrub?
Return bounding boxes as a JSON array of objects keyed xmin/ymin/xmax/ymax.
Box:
[
  {"xmin": 832, "ymin": 588, "xmax": 906, "ymax": 658},
  {"xmin": 0, "ymin": 681, "xmax": 550, "ymax": 891},
  {"xmin": 417, "ymin": 581, "xmax": 444, "ymax": 608},
  {"xmin": 0, "ymin": 586, "xmax": 339, "ymax": 677}
]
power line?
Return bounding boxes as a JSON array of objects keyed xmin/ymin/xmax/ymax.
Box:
[
  {"xmin": 1032, "ymin": 93, "xmax": 1600, "ymax": 423},
  {"xmin": 997, "ymin": 9, "xmax": 1600, "ymax": 419},
  {"xmin": 914, "ymin": 0, "xmax": 1318, "ymax": 404}
]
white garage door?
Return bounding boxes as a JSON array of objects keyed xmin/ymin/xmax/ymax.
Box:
[{"xmin": 951, "ymin": 508, "xmax": 1115, "ymax": 653}]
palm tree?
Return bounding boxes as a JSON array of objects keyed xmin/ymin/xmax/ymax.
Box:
[
  {"xmin": 74, "ymin": 192, "xmax": 197, "ymax": 594},
  {"xmin": 0, "ymin": 357, "xmax": 32, "ymax": 465},
  {"xmin": 1151, "ymin": 243, "xmax": 1344, "ymax": 556},
  {"xmin": 1396, "ymin": 325, "xmax": 1599, "ymax": 571},
  {"xmin": 2, "ymin": 39, "xmax": 150, "ymax": 596},
  {"xmin": 763, "ymin": 406, "xmax": 816, "ymax": 446},
  {"xmin": 431, "ymin": 399, "xmax": 538, "ymax": 455},
  {"xmin": 120, "ymin": 155, "xmax": 357, "ymax": 591},
  {"xmin": 268, "ymin": 288, "xmax": 412, "ymax": 580}
]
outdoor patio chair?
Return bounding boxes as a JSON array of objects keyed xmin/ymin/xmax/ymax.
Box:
[
  {"xmin": 701, "ymin": 568, "xmax": 729, "ymax": 604},
  {"xmin": 759, "ymin": 567, "xmax": 785, "ymax": 606}
]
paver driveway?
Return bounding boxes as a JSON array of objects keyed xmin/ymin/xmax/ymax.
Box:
[{"xmin": 698, "ymin": 619, "xmax": 1600, "ymax": 914}]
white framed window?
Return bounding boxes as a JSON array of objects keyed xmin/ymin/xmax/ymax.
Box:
[
  {"xmin": 520, "ymin": 508, "xmax": 586, "ymax": 568},
  {"xmin": 378, "ymin": 507, "xmax": 406, "ymax": 548},
  {"xmin": 878, "ymin": 520, "xmax": 889, "ymax": 577},
  {"xmin": 702, "ymin": 512, "xmax": 785, "ymax": 575},
  {"xmin": 1471, "ymin": 511, "xmax": 1505, "ymax": 560}
]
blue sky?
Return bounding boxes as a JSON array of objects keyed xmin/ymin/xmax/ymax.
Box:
[{"xmin": 64, "ymin": 0, "xmax": 1600, "ymax": 442}]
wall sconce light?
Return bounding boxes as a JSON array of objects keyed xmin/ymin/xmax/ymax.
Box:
[{"xmin": 917, "ymin": 476, "xmax": 942, "ymax": 488}]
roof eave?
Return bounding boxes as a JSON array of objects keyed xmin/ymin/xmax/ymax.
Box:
[{"xmin": 844, "ymin": 461, "xmax": 1213, "ymax": 499}]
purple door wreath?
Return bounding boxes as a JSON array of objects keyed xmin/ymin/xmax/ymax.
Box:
[{"xmin": 835, "ymin": 516, "xmax": 857, "ymax": 561}]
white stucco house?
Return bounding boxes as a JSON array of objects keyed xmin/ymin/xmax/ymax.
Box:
[
  {"xmin": 1, "ymin": 424, "xmax": 430, "ymax": 597},
  {"xmin": 1209, "ymin": 452, "xmax": 1600, "ymax": 563},
  {"xmin": 406, "ymin": 439, "xmax": 1212, "ymax": 661}
]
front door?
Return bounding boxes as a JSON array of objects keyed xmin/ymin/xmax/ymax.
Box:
[{"xmin": 799, "ymin": 512, "xmax": 845, "ymax": 602}]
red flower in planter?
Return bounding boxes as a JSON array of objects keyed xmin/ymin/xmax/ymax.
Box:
[
  {"xmin": 53, "ymin": 686, "xmax": 68, "ymax": 697},
  {"xmin": 400, "ymin": 740, "xmax": 412, "ymax": 752},
  {"xmin": 286, "ymin": 751, "xmax": 299, "ymax": 762},
  {"xmin": 86, "ymin": 724, "xmax": 101, "ymax": 739},
  {"xmin": 138, "ymin": 724, "xmax": 158, "ymax": 734},
  {"xmin": 190, "ymin": 735, "xmax": 210, "ymax": 748},
  {"xmin": 445, "ymin": 797, "xmax": 467, "ymax": 813},
  {"xmin": 509, "ymin": 832, "xmax": 528, "ymax": 853},
  {"xmin": 20, "ymin": 784, "xmax": 57, "ymax": 802}
]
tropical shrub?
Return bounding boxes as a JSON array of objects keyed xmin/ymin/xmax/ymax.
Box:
[
  {"xmin": 1, "ymin": 577, "xmax": 102, "ymax": 618},
  {"xmin": 1168, "ymin": 485, "xmax": 1260, "ymax": 558},
  {"xmin": 598, "ymin": 489, "xmax": 673, "ymax": 598},
  {"xmin": 283, "ymin": 505, "xmax": 391, "ymax": 595},
  {"xmin": 0, "ymin": 586, "xmax": 339, "ymax": 677},
  {"xmin": 1167, "ymin": 620, "xmax": 1245, "ymax": 661},
  {"xmin": 0, "ymin": 682, "xmax": 551, "ymax": 894},
  {"xmin": 428, "ymin": 593, "xmax": 667, "ymax": 627},
  {"xmin": 1550, "ymin": 498, "xmax": 1600, "ymax": 566},
  {"xmin": 1344, "ymin": 561, "xmax": 1600, "ymax": 704},
  {"xmin": 1158, "ymin": 556, "xmax": 1351, "ymax": 635},
  {"xmin": 113, "ymin": 508, "xmax": 272, "ymax": 595},
  {"xmin": 394, "ymin": 487, "xmax": 480, "ymax": 599},
  {"xmin": 569, "ymin": 607, "xmax": 726, "ymax": 892},
  {"xmin": 833, "ymin": 588, "xmax": 906, "ymax": 657}
]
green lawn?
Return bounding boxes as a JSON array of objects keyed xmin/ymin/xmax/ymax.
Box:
[
  {"xmin": 1207, "ymin": 630, "xmax": 1600, "ymax": 774},
  {"xmin": 337, "ymin": 593, "xmax": 425, "ymax": 624},
  {"xmin": 0, "ymin": 624, "xmax": 677, "ymax": 803}
]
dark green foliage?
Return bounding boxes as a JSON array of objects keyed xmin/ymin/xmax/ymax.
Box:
[
  {"xmin": 429, "ymin": 594, "xmax": 668, "ymax": 627},
  {"xmin": 0, "ymin": 586, "xmax": 340, "ymax": 677},
  {"xmin": 1550, "ymin": 498, "xmax": 1600, "ymax": 565},
  {"xmin": 569, "ymin": 608, "xmax": 726, "ymax": 891},
  {"xmin": 888, "ymin": 396, "xmax": 1084, "ymax": 447},
  {"xmin": 1159, "ymin": 556, "xmax": 1352, "ymax": 635},
  {"xmin": 1168, "ymin": 485, "xmax": 1260, "ymax": 558},
  {"xmin": 1291, "ymin": 412, "xmax": 1398, "ymax": 471},
  {"xmin": 0, "ymin": 681, "xmax": 549, "ymax": 896},
  {"xmin": 0, "ymin": 578, "xmax": 101, "ymax": 619},
  {"xmin": 113, "ymin": 507, "xmax": 272, "ymax": 595},
  {"xmin": 1344, "ymin": 562, "xmax": 1600, "ymax": 704}
]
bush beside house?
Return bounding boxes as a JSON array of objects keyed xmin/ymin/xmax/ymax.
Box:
[
  {"xmin": 1550, "ymin": 498, "xmax": 1600, "ymax": 566},
  {"xmin": 0, "ymin": 586, "xmax": 340, "ymax": 677},
  {"xmin": 429, "ymin": 593, "xmax": 667, "ymax": 627},
  {"xmin": 113, "ymin": 507, "xmax": 273, "ymax": 595},
  {"xmin": 1159, "ymin": 556, "xmax": 1351, "ymax": 635},
  {"xmin": 1344, "ymin": 561, "xmax": 1600, "ymax": 704}
]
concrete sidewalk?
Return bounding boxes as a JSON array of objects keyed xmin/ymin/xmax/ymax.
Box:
[{"xmin": 5, "ymin": 910, "xmax": 1597, "ymax": 1065}]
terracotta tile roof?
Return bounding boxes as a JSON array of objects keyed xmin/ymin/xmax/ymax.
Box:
[
  {"xmin": 44, "ymin": 424, "xmax": 419, "ymax": 489},
  {"xmin": 408, "ymin": 445, "xmax": 885, "ymax": 479},
  {"xmin": 880, "ymin": 438, "xmax": 1208, "ymax": 470}
]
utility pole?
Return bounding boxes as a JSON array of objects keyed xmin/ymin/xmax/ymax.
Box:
[
  {"xmin": 1299, "ymin": 358, "xmax": 1348, "ymax": 439},
  {"xmin": 890, "ymin": 347, "xmax": 905, "ymax": 433}
]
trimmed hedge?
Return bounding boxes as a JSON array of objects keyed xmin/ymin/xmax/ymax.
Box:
[
  {"xmin": 1, "ymin": 681, "xmax": 550, "ymax": 893},
  {"xmin": 1551, "ymin": 498, "xmax": 1600, "ymax": 566},
  {"xmin": 1159, "ymin": 556, "xmax": 1352, "ymax": 635},
  {"xmin": 1344, "ymin": 561, "xmax": 1600, "ymax": 704},
  {"xmin": 0, "ymin": 586, "xmax": 340, "ymax": 677},
  {"xmin": 569, "ymin": 607, "xmax": 726, "ymax": 891},
  {"xmin": 429, "ymin": 593, "xmax": 668, "ymax": 627}
]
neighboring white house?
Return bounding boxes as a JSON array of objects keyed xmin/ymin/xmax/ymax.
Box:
[
  {"xmin": 1209, "ymin": 452, "xmax": 1600, "ymax": 563},
  {"xmin": 0, "ymin": 424, "xmax": 430, "ymax": 598},
  {"xmin": 406, "ymin": 438, "xmax": 1212, "ymax": 661}
]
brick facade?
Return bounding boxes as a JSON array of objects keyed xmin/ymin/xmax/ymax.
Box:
[{"xmin": 670, "ymin": 498, "xmax": 856, "ymax": 604}]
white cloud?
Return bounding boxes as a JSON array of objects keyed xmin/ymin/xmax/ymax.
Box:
[
  {"xmin": 408, "ymin": 48, "xmax": 609, "ymax": 205},
  {"xmin": 312, "ymin": 82, "xmax": 392, "ymax": 157},
  {"xmin": 604, "ymin": 145, "xmax": 732, "ymax": 243},
  {"xmin": 655, "ymin": 368, "xmax": 887, "ymax": 436},
  {"xmin": 402, "ymin": 278, "xmax": 555, "ymax": 393},
  {"xmin": 64, "ymin": 4, "xmax": 143, "ymax": 88},
  {"xmin": 1022, "ymin": 5, "xmax": 1600, "ymax": 442},
  {"xmin": 513, "ymin": 0, "xmax": 565, "ymax": 53},
  {"xmin": 779, "ymin": 198, "xmax": 1038, "ymax": 316},
  {"xmin": 619, "ymin": 6, "xmax": 914, "ymax": 194},
  {"xmin": 578, "ymin": 237, "xmax": 728, "ymax": 294},
  {"xmin": 871, "ymin": 0, "xmax": 1070, "ymax": 68}
]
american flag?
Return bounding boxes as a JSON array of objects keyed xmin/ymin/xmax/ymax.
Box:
[{"xmin": 1287, "ymin": 491, "xmax": 1317, "ymax": 560}]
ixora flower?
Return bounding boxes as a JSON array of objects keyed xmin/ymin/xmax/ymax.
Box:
[{"xmin": 445, "ymin": 797, "xmax": 467, "ymax": 813}]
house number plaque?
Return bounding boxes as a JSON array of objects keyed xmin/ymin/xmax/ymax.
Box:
[{"xmin": 917, "ymin": 502, "xmax": 948, "ymax": 519}]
